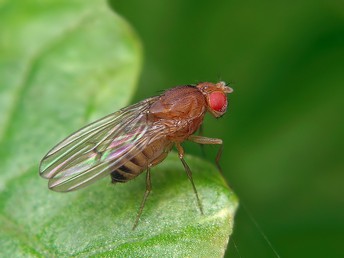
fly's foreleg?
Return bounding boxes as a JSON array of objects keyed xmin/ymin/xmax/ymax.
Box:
[
  {"xmin": 132, "ymin": 167, "xmax": 151, "ymax": 230},
  {"xmin": 187, "ymin": 135, "xmax": 224, "ymax": 175},
  {"xmin": 175, "ymin": 143, "xmax": 204, "ymax": 215}
]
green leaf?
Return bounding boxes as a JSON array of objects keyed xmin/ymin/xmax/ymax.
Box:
[
  {"xmin": 0, "ymin": 0, "xmax": 238, "ymax": 257},
  {"xmin": 1, "ymin": 154, "xmax": 237, "ymax": 257},
  {"xmin": 0, "ymin": 0, "xmax": 141, "ymax": 188}
]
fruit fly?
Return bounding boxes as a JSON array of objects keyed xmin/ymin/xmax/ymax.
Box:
[{"xmin": 39, "ymin": 81, "xmax": 233, "ymax": 229}]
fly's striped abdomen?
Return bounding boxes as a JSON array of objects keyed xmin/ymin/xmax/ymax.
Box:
[{"xmin": 111, "ymin": 138, "xmax": 172, "ymax": 183}]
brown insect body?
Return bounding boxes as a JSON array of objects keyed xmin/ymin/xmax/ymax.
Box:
[{"xmin": 111, "ymin": 85, "xmax": 208, "ymax": 183}]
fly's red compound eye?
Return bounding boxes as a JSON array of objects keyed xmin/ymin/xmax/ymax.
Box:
[{"xmin": 209, "ymin": 91, "xmax": 227, "ymax": 112}]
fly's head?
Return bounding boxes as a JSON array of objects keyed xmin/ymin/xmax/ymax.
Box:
[{"xmin": 196, "ymin": 81, "xmax": 233, "ymax": 118}]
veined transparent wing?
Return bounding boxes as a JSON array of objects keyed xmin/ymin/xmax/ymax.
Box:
[{"xmin": 39, "ymin": 96, "xmax": 163, "ymax": 192}]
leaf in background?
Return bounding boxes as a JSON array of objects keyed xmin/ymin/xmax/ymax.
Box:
[
  {"xmin": 0, "ymin": 0, "xmax": 142, "ymax": 187},
  {"xmin": 0, "ymin": 0, "xmax": 237, "ymax": 256}
]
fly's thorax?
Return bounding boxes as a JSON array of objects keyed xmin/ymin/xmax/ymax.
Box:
[
  {"xmin": 146, "ymin": 86, "xmax": 207, "ymax": 141},
  {"xmin": 165, "ymin": 114, "xmax": 205, "ymax": 142},
  {"xmin": 148, "ymin": 86, "xmax": 207, "ymax": 120}
]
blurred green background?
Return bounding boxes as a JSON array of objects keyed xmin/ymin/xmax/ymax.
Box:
[
  {"xmin": 1, "ymin": 0, "xmax": 343, "ymax": 256},
  {"xmin": 111, "ymin": 0, "xmax": 344, "ymax": 257}
]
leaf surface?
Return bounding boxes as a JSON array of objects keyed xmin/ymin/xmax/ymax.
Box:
[{"xmin": 0, "ymin": 1, "xmax": 237, "ymax": 257}]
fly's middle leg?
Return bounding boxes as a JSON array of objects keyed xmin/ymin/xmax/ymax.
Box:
[
  {"xmin": 187, "ymin": 135, "xmax": 224, "ymax": 175},
  {"xmin": 132, "ymin": 167, "xmax": 151, "ymax": 230},
  {"xmin": 197, "ymin": 124, "xmax": 206, "ymax": 158},
  {"xmin": 175, "ymin": 142, "xmax": 204, "ymax": 215}
]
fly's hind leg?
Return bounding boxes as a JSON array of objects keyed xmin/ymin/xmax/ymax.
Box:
[
  {"xmin": 187, "ymin": 135, "xmax": 224, "ymax": 175},
  {"xmin": 175, "ymin": 143, "xmax": 204, "ymax": 215},
  {"xmin": 132, "ymin": 167, "xmax": 151, "ymax": 230}
]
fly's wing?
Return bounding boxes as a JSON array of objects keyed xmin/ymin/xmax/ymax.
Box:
[{"xmin": 39, "ymin": 96, "xmax": 164, "ymax": 192}]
